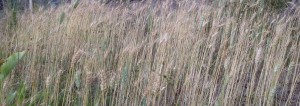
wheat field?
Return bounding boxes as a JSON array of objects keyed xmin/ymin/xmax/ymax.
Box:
[{"xmin": 0, "ymin": 0, "xmax": 300, "ymax": 105}]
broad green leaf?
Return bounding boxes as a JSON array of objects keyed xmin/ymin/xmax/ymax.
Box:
[
  {"xmin": 0, "ymin": 51, "xmax": 26, "ymax": 81},
  {"xmin": 6, "ymin": 91, "xmax": 17, "ymax": 105}
]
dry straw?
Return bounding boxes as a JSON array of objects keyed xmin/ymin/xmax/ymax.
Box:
[{"xmin": 1, "ymin": 0, "xmax": 300, "ymax": 105}]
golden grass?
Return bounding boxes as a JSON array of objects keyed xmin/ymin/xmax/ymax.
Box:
[{"xmin": 0, "ymin": 0, "xmax": 300, "ymax": 105}]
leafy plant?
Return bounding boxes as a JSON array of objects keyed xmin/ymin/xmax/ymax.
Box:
[
  {"xmin": 0, "ymin": 51, "xmax": 26, "ymax": 104},
  {"xmin": 0, "ymin": 51, "xmax": 26, "ymax": 81}
]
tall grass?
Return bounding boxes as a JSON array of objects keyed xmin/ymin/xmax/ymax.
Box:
[{"xmin": 0, "ymin": 0, "xmax": 300, "ymax": 105}]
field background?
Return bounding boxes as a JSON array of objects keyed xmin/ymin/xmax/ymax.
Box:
[{"xmin": 0, "ymin": 0, "xmax": 300, "ymax": 105}]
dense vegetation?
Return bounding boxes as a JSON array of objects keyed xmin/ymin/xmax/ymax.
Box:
[{"xmin": 0, "ymin": 0, "xmax": 300, "ymax": 105}]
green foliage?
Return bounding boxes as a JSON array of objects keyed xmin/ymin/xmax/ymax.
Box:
[
  {"xmin": 6, "ymin": 91, "xmax": 17, "ymax": 105},
  {"xmin": 0, "ymin": 51, "xmax": 26, "ymax": 81},
  {"xmin": 0, "ymin": 51, "xmax": 26, "ymax": 105},
  {"xmin": 8, "ymin": 8, "xmax": 18, "ymax": 29},
  {"xmin": 73, "ymin": 0, "xmax": 80, "ymax": 9},
  {"xmin": 59, "ymin": 12, "xmax": 66, "ymax": 24},
  {"xmin": 16, "ymin": 82, "xmax": 26, "ymax": 105},
  {"xmin": 265, "ymin": 0, "xmax": 290, "ymax": 10}
]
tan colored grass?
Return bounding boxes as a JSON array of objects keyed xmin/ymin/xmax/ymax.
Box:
[{"xmin": 0, "ymin": 0, "xmax": 300, "ymax": 105}]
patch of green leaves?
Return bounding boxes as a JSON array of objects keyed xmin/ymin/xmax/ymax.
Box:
[{"xmin": 0, "ymin": 51, "xmax": 26, "ymax": 81}]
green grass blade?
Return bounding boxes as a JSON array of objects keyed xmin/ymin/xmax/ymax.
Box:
[
  {"xmin": 6, "ymin": 91, "xmax": 17, "ymax": 105},
  {"xmin": 73, "ymin": 0, "xmax": 80, "ymax": 9},
  {"xmin": 59, "ymin": 12, "xmax": 66, "ymax": 25}
]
